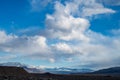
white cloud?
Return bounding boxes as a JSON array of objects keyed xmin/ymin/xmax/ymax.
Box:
[
  {"xmin": 82, "ymin": 8, "xmax": 115, "ymax": 17},
  {"xmin": 52, "ymin": 43, "xmax": 73, "ymax": 54},
  {"xmin": 17, "ymin": 27, "xmax": 40, "ymax": 34},
  {"xmin": 30, "ymin": 0, "xmax": 52, "ymax": 11},
  {"xmin": 44, "ymin": 0, "xmax": 119, "ymax": 68},
  {"xmin": 0, "ymin": 55, "xmax": 16, "ymax": 61},
  {"xmin": 63, "ymin": 0, "xmax": 115, "ymax": 17},
  {"xmin": 46, "ymin": 1, "xmax": 90, "ymax": 41},
  {"xmin": 0, "ymin": 0, "xmax": 119, "ymax": 69},
  {"xmin": 0, "ymin": 31, "xmax": 52, "ymax": 61},
  {"xmin": 74, "ymin": 31, "xmax": 120, "ymax": 69},
  {"xmin": 79, "ymin": 0, "xmax": 115, "ymax": 17},
  {"xmin": 110, "ymin": 29, "xmax": 120, "ymax": 36},
  {"xmin": 97, "ymin": 0, "xmax": 120, "ymax": 6},
  {"xmin": 45, "ymin": 0, "xmax": 115, "ymax": 41},
  {"xmin": 49, "ymin": 58, "xmax": 55, "ymax": 63},
  {"xmin": 0, "ymin": 31, "xmax": 17, "ymax": 44}
]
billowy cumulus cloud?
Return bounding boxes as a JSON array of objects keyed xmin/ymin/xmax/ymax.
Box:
[{"xmin": 0, "ymin": 0, "xmax": 120, "ymax": 69}]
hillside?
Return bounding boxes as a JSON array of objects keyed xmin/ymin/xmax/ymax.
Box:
[
  {"xmin": 0, "ymin": 66, "xmax": 120, "ymax": 80},
  {"xmin": 0, "ymin": 66, "xmax": 29, "ymax": 76},
  {"xmin": 91, "ymin": 67, "xmax": 120, "ymax": 76},
  {"xmin": 0, "ymin": 62, "xmax": 43, "ymax": 73},
  {"xmin": 0, "ymin": 62, "xmax": 93, "ymax": 74}
]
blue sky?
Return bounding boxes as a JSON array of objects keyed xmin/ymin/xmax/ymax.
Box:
[{"xmin": 0, "ymin": 0, "xmax": 120, "ymax": 69}]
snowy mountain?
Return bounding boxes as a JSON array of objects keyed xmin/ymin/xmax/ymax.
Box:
[
  {"xmin": 44, "ymin": 67, "xmax": 93, "ymax": 74},
  {"xmin": 0, "ymin": 62, "xmax": 93, "ymax": 74},
  {"xmin": 0, "ymin": 62, "xmax": 44, "ymax": 73}
]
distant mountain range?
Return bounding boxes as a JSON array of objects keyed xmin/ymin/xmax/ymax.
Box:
[
  {"xmin": 0, "ymin": 62, "xmax": 43, "ymax": 73},
  {"xmin": 45, "ymin": 67, "xmax": 93, "ymax": 74},
  {"xmin": 0, "ymin": 66, "xmax": 120, "ymax": 80},
  {"xmin": 0, "ymin": 62, "xmax": 93, "ymax": 74},
  {"xmin": 0, "ymin": 62, "xmax": 120, "ymax": 75},
  {"xmin": 92, "ymin": 67, "xmax": 120, "ymax": 74}
]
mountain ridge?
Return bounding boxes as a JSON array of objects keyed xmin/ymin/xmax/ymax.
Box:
[
  {"xmin": 92, "ymin": 67, "xmax": 120, "ymax": 74},
  {"xmin": 0, "ymin": 66, "xmax": 120, "ymax": 80},
  {"xmin": 0, "ymin": 62, "xmax": 93, "ymax": 74},
  {"xmin": 0, "ymin": 66, "xmax": 29, "ymax": 76},
  {"xmin": 1, "ymin": 62, "xmax": 120, "ymax": 75},
  {"xmin": 0, "ymin": 62, "xmax": 44, "ymax": 73}
]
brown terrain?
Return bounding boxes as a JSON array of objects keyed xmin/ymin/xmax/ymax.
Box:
[{"xmin": 0, "ymin": 66, "xmax": 120, "ymax": 80}]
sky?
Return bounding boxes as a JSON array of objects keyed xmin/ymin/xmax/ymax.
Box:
[{"xmin": 0, "ymin": 0, "xmax": 120, "ymax": 70}]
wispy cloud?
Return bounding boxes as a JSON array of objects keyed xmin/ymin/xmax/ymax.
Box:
[
  {"xmin": 97, "ymin": 0, "xmax": 120, "ymax": 6},
  {"xmin": 0, "ymin": 55, "xmax": 16, "ymax": 61},
  {"xmin": 29, "ymin": 0, "xmax": 52, "ymax": 11},
  {"xmin": 110, "ymin": 29, "xmax": 120, "ymax": 36}
]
